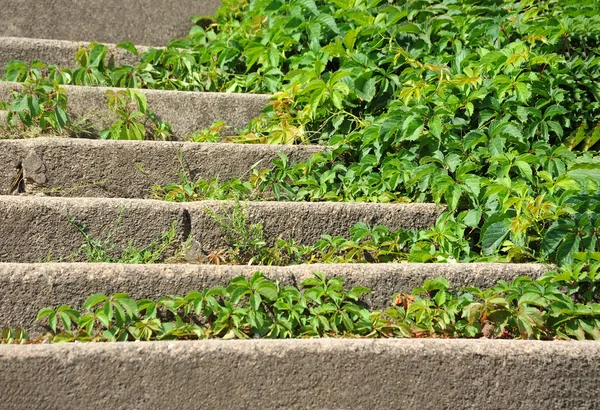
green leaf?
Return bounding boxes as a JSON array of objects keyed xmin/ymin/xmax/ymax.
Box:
[
  {"xmin": 543, "ymin": 105, "xmax": 567, "ymax": 119},
  {"xmin": 296, "ymin": 0, "xmax": 318, "ymax": 15},
  {"xmin": 514, "ymin": 82, "xmax": 531, "ymax": 103},
  {"xmin": 568, "ymin": 163, "xmax": 600, "ymax": 186},
  {"xmin": 555, "ymin": 234, "xmax": 581, "ymax": 266},
  {"xmin": 462, "ymin": 209, "xmax": 482, "ymax": 228},
  {"xmin": 256, "ymin": 282, "xmax": 279, "ymax": 301},
  {"xmin": 541, "ymin": 222, "xmax": 574, "ymax": 257},
  {"xmin": 48, "ymin": 315, "xmax": 58, "ymax": 334},
  {"xmin": 518, "ymin": 293, "xmax": 546, "ymax": 308},
  {"xmin": 83, "ymin": 294, "xmax": 108, "ymax": 310},
  {"xmin": 514, "ymin": 160, "xmax": 533, "ymax": 182},
  {"xmin": 480, "ymin": 215, "xmax": 511, "ymax": 256},
  {"xmin": 55, "ymin": 107, "xmax": 68, "ymax": 128},
  {"xmin": 36, "ymin": 307, "xmax": 55, "ymax": 321},
  {"xmin": 428, "ymin": 116, "xmax": 442, "ymax": 139},
  {"xmin": 315, "ymin": 14, "xmax": 339, "ymax": 34},
  {"xmin": 114, "ymin": 295, "xmax": 137, "ymax": 318},
  {"xmin": 116, "ymin": 41, "xmax": 139, "ymax": 55},
  {"xmin": 249, "ymin": 292, "xmax": 262, "ymax": 311},
  {"xmin": 355, "ymin": 75, "xmax": 376, "ymax": 102},
  {"xmin": 57, "ymin": 311, "xmax": 73, "ymax": 332}
]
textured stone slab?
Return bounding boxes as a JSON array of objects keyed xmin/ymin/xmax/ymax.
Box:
[
  {"xmin": 0, "ymin": 138, "xmax": 321, "ymax": 198},
  {"xmin": 0, "ymin": 262, "xmax": 549, "ymax": 334},
  {"xmin": 0, "ymin": 0, "xmax": 222, "ymax": 45},
  {"xmin": 0, "ymin": 339, "xmax": 598, "ymax": 409},
  {"xmin": 0, "ymin": 82, "xmax": 271, "ymax": 137},
  {"xmin": 189, "ymin": 200, "xmax": 443, "ymax": 246},
  {"xmin": 0, "ymin": 196, "xmax": 442, "ymax": 262}
]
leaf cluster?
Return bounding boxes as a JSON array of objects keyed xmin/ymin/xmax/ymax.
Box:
[{"xmin": 29, "ymin": 264, "xmax": 600, "ymax": 343}]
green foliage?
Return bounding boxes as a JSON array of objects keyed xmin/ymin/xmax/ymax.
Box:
[
  {"xmin": 0, "ymin": 63, "xmax": 172, "ymax": 140},
  {"xmin": 204, "ymin": 203, "xmax": 269, "ymax": 264},
  {"xmin": 143, "ymin": 0, "xmax": 600, "ymax": 267},
  {"xmin": 2, "ymin": 1, "xmax": 600, "ymax": 267},
  {"xmin": 32, "ymin": 264, "xmax": 600, "ymax": 342},
  {"xmin": 0, "ymin": 65, "xmax": 69, "ymax": 136},
  {"xmin": 99, "ymin": 89, "xmax": 172, "ymax": 140},
  {"xmin": 185, "ymin": 121, "xmax": 228, "ymax": 142},
  {"xmin": 0, "ymin": 327, "xmax": 30, "ymax": 344},
  {"xmin": 153, "ymin": 173, "xmax": 258, "ymax": 202}
]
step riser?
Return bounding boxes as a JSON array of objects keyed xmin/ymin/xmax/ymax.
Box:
[
  {"xmin": 0, "ymin": 37, "xmax": 144, "ymax": 73},
  {"xmin": 0, "ymin": 262, "xmax": 548, "ymax": 333},
  {"xmin": 0, "ymin": 82, "xmax": 271, "ymax": 137},
  {"xmin": 0, "ymin": 339, "xmax": 597, "ymax": 409},
  {"xmin": 0, "ymin": 196, "xmax": 442, "ymax": 263},
  {"xmin": 0, "ymin": 139, "xmax": 321, "ymax": 198},
  {"xmin": 0, "ymin": 0, "xmax": 222, "ymax": 46}
]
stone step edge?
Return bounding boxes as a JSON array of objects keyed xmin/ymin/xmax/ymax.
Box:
[
  {"xmin": 0, "ymin": 138, "xmax": 322, "ymax": 198},
  {"xmin": 0, "ymin": 262, "xmax": 549, "ymax": 333},
  {"xmin": 0, "ymin": 196, "xmax": 443, "ymax": 263},
  {"xmin": 0, "ymin": 339, "xmax": 597, "ymax": 409},
  {"xmin": 0, "ymin": 36, "xmax": 149, "ymax": 73},
  {"xmin": 0, "ymin": 81, "xmax": 271, "ymax": 137}
]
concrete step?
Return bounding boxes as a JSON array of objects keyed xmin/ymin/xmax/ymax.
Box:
[
  {"xmin": 0, "ymin": 0, "xmax": 221, "ymax": 46},
  {"xmin": 0, "ymin": 138, "xmax": 321, "ymax": 198},
  {"xmin": 0, "ymin": 37, "xmax": 146, "ymax": 73},
  {"xmin": 0, "ymin": 196, "xmax": 442, "ymax": 263},
  {"xmin": 0, "ymin": 339, "xmax": 597, "ymax": 409},
  {"xmin": 0, "ymin": 82, "xmax": 270, "ymax": 138},
  {"xmin": 0, "ymin": 262, "xmax": 547, "ymax": 334}
]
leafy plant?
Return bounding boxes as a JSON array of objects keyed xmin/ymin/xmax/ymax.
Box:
[
  {"xmin": 29, "ymin": 263, "xmax": 600, "ymax": 343},
  {"xmin": 99, "ymin": 89, "xmax": 172, "ymax": 140},
  {"xmin": 0, "ymin": 68, "xmax": 69, "ymax": 136},
  {"xmin": 186, "ymin": 121, "xmax": 229, "ymax": 142},
  {"xmin": 3, "ymin": 0, "xmax": 600, "ymax": 268},
  {"xmin": 0, "ymin": 328, "xmax": 30, "ymax": 344}
]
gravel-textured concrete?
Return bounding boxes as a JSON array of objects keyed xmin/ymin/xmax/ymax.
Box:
[
  {"xmin": 0, "ymin": 196, "xmax": 442, "ymax": 262},
  {"xmin": 0, "ymin": 37, "xmax": 147, "ymax": 72},
  {"xmin": 0, "ymin": 339, "xmax": 598, "ymax": 409},
  {"xmin": 0, "ymin": 196, "xmax": 188, "ymax": 262},
  {"xmin": 0, "ymin": 138, "xmax": 321, "ymax": 198},
  {"xmin": 0, "ymin": 262, "xmax": 549, "ymax": 334},
  {"xmin": 0, "ymin": 0, "xmax": 222, "ymax": 45},
  {"xmin": 0, "ymin": 82, "xmax": 271, "ymax": 137},
  {"xmin": 190, "ymin": 200, "xmax": 443, "ymax": 246}
]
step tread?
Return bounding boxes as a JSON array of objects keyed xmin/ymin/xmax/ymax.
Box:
[
  {"xmin": 0, "ymin": 262, "xmax": 547, "ymax": 333},
  {"xmin": 0, "ymin": 138, "xmax": 321, "ymax": 198},
  {"xmin": 0, "ymin": 81, "xmax": 271, "ymax": 137},
  {"xmin": 0, "ymin": 196, "xmax": 442, "ymax": 263},
  {"xmin": 0, "ymin": 36, "xmax": 147, "ymax": 72},
  {"xmin": 0, "ymin": 339, "xmax": 597, "ymax": 409}
]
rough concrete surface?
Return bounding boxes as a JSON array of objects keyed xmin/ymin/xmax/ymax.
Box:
[
  {"xmin": 0, "ymin": 37, "xmax": 147, "ymax": 73},
  {"xmin": 189, "ymin": 200, "xmax": 443, "ymax": 245},
  {"xmin": 0, "ymin": 138, "xmax": 321, "ymax": 198},
  {"xmin": 0, "ymin": 339, "xmax": 598, "ymax": 409},
  {"xmin": 0, "ymin": 262, "xmax": 549, "ymax": 334},
  {"xmin": 0, "ymin": 196, "xmax": 188, "ymax": 262},
  {"xmin": 0, "ymin": 82, "xmax": 271, "ymax": 137},
  {"xmin": 0, "ymin": 0, "xmax": 222, "ymax": 45},
  {"xmin": 0, "ymin": 196, "xmax": 443, "ymax": 262}
]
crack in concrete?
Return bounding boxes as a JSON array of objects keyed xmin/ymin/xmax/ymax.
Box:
[{"xmin": 9, "ymin": 162, "xmax": 24, "ymax": 194}]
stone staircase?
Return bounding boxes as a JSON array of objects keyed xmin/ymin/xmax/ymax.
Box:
[{"xmin": 0, "ymin": 2, "xmax": 595, "ymax": 409}]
